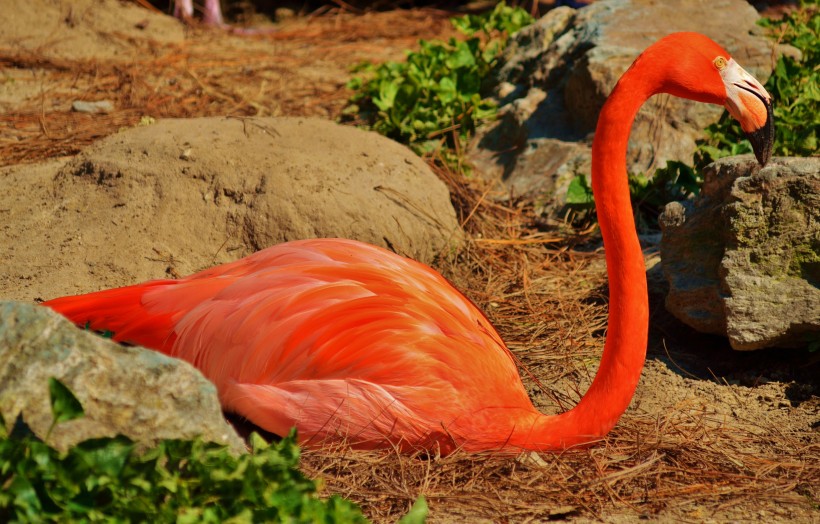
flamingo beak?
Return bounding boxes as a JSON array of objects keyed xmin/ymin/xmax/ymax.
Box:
[{"xmin": 721, "ymin": 59, "xmax": 774, "ymax": 166}]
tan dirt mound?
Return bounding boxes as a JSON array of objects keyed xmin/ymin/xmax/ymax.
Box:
[
  {"xmin": 0, "ymin": 0, "xmax": 183, "ymax": 61},
  {"xmin": 0, "ymin": 116, "xmax": 462, "ymax": 301}
]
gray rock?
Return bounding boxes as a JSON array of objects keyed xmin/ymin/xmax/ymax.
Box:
[
  {"xmin": 659, "ymin": 156, "xmax": 820, "ymax": 350},
  {"xmin": 470, "ymin": 0, "xmax": 779, "ymax": 212},
  {"xmin": 0, "ymin": 301, "xmax": 246, "ymax": 453}
]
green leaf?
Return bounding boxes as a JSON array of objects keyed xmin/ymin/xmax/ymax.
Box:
[
  {"xmin": 438, "ymin": 76, "xmax": 457, "ymax": 104},
  {"xmin": 445, "ymin": 42, "xmax": 476, "ymax": 69},
  {"xmin": 73, "ymin": 437, "xmax": 134, "ymax": 478},
  {"xmin": 399, "ymin": 496, "xmax": 429, "ymax": 524},
  {"xmin": 374, "ymin": 80, "xmax": 399, "ymax": 111},
  {"xmin": 566, "ymin": 175, "xmax": 595, "ymax": 206},
  {"xmin": 48, "ymin": 377, "xmax": 84, "ymax": 425},
  {"xmin": 9, "ymin": 474, "xmax": 42, "ymax": 516}
]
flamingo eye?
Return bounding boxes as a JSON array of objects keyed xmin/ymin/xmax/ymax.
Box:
[{"xmin": 713, "ymin": 56, "xmax": 728, "ymax": 71}]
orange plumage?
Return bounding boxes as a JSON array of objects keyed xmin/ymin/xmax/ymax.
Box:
[{"xmin": 43, "ymin": 33, "xmax": 773, "ymax": 454}]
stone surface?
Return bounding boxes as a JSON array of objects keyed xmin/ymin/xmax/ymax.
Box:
[
  {"xmin": 0, "ymin": 116, "xmax": 462, "ymax": 301},
  {"xmin": 0, "ymin": 301, "xmax": 246, "ymax": 453},
  {"xmin": 469, "ymin": 0, "xmax": 780, "ymax": 212},
  {"xmin": 659, "ymin": 156, "xmax": 820, "ymax": 350}
]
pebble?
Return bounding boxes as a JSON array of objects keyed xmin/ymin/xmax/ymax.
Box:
[{"xmin": 71, "ymin": 100, "xmax": 114, "ymax": 114}]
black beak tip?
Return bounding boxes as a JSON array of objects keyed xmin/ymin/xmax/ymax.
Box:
[{"xmin": 746, "ymin": 100, "xmax": 774, "ymax": 167}]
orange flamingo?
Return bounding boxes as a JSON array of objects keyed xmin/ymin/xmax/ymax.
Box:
[{"xmin": 44, "ymin": 33, "xmax": 773, "ymax": 454}]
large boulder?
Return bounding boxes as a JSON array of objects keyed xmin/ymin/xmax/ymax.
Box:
[
  {"xmin": 659, "ymin": 156, "xmax": 820, "ymax": 350},
  {"xmin": 0, "ymin": 301, "xmax": 246, "ymax": 453},
  {"xmin": 469, "ymin": 0, "xmax": 778, "ymax": 211},
  {"xmin": 0, "ymin": 117, "xmax": 462, "ymax": 300}
]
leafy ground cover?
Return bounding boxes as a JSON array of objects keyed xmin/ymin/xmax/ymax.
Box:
[
  {"xmin": 344, "ymin": 3, "xmax": 533, "ymax": 167},
  {"xmin": 0, "ymin": 379, "xmax": 371, "ymax": 523}
]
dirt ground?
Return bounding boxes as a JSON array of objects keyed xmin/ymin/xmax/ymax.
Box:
[{"xmin": 1, "ymin": 1, "xmax": 817, "ymax": 522}]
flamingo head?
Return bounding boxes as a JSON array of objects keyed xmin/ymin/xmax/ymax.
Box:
[
  {"xmin": 716, "ymin": 56, "xmax": 774, "ymax": 166},
  {"xmin": 654, "ymin": 32, "xmax": 774, "ymax": 166}
]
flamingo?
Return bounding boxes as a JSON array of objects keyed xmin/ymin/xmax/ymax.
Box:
[
  {"xmin": 174, "ymin": 0, "xmax": 224, "ymax": 26},
  {"xmin": 43, "ymin": 33, "xmax": 773, "ymax": 454},
  {"xmin": 170, "ymin": 0, "xmax": 276, "ymax": 34}
]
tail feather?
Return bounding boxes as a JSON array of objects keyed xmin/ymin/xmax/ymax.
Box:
[{"xmin": 42, "ymin": 280, "xmax": 178, "ymax": 351}]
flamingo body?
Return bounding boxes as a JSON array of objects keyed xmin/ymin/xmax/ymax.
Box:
[
  {"xmin": 43, "ymin": 33, "xmax": 774, "ymax": 453},
  {"xmin": 45, "ymin": 239, "xmax": 537, "ymax": 452}
]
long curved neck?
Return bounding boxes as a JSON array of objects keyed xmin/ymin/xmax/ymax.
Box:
[{"xmin": 521, "ymin": 59, "xmax": 658, "ymax": 450}]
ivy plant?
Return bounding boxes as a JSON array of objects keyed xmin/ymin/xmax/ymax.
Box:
[
  {"xmin": 0, "ymin": 379, "xmax": 369, "ymax": 523},
  {"xmin": 344, "ymin": 2, "xmax": 534, "ymax": 161}
]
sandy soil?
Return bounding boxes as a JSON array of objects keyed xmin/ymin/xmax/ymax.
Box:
[{"xmin": 0, "ymin": 1, "xmax": 817, "ymax": 523}]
